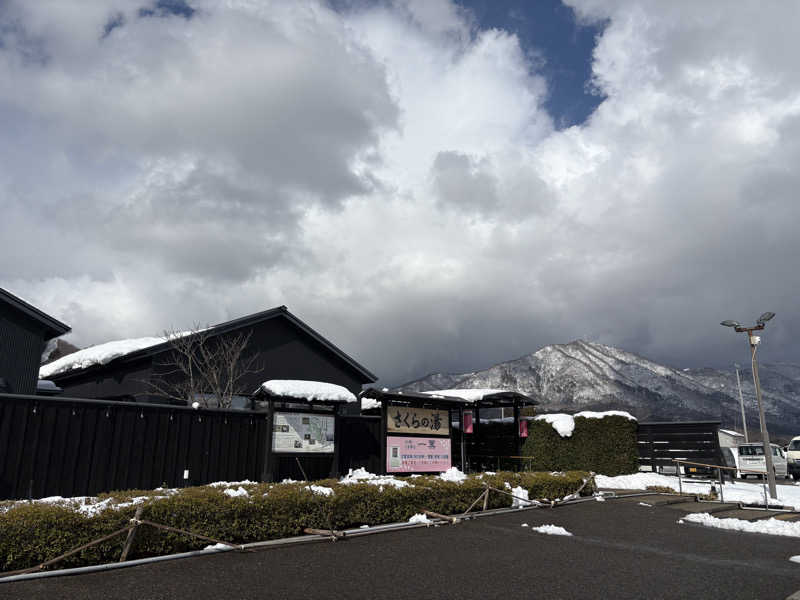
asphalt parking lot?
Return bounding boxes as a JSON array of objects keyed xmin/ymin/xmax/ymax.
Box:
[{"xmin": 5, "ymin": 496, "xmax": 800, "ymax": 600}]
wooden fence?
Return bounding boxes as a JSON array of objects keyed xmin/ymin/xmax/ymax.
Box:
[
  {"xmin": 637, "ymin": 420, "xmax": 724, "ymax": 472},
  {"xmin": 0, "ymin": 393, "xmax": 270, "ymax": 500}
]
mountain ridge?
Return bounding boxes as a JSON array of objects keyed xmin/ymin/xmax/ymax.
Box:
[{"xmin": 394, "ymin": 340, "xmax": 800, "ymax": 435}]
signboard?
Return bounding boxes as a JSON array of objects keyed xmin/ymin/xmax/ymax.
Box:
[
  {"xmin": 272, "ymin": 412, "xmax": 335, "ymax": 453},
  {"xmin": 463, "ymin": 411, "xmax": 473, "ymax": 434},
  {"xmin": 387, "ymin": 406, "xmax": 449, "ymax": 436},
  {"xmin": 386, "ymin": 436, "xmax": 452, "ymax": 472}
]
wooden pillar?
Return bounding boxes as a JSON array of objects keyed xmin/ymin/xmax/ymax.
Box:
[
  {"xmin": 380, "ymin": 400, "xmax": 388, "ymax": 475},
  {"xmin": 260, "ymin": 399, "xmax": 275, "ymax": 483}
]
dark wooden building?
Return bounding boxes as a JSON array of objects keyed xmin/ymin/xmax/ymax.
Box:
[
  {"xmin": 0, "ymin": 288, "xmax": 71, "ymax": 395},
  {"xmin": 43, "ymin": 306, "xmax": 376, "ymax": 410}
]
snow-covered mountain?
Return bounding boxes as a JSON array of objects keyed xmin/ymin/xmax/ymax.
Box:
[{"xmin": 396, "ymin": 340, "xmax": 800, "ymax": 435}]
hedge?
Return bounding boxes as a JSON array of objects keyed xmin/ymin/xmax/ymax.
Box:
[
  {"xmin": 0, "ymin": 470, "xmax": 594, "ymax": 573},
  {"xmin": 521, "ymin": 415, "xmax": 638, "ymax": 476}
]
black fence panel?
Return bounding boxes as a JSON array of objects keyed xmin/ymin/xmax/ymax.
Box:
[
  {"xmin": 637, "ymin": 421, "xmax": 724, "ymax": 472},
  {"xmin": 338, "ymin": 416, "xmax": 381, "ymax": 475},
  {"xmin": 0, "ymin": 393, "xmax": 269, "ymax": 500}
]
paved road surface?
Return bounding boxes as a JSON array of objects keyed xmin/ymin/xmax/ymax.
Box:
[{"xmin": 5, "ymin": 498, "xmax": 800, "ymax": 599}]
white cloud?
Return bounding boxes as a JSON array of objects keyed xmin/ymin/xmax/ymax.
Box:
[{"xmin": 3, "ymin": 0, "xmax": 800, "ymax": 382}]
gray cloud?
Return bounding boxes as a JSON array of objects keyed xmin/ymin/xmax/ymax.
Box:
[{"xmin": 2, "ymin": 0, "xmax": 800, "ymax": 387}]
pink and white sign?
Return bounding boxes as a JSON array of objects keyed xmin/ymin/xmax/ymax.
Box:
[{"xmin": 386, "ymin": 436, "xmax": 452, "ymax": 473}]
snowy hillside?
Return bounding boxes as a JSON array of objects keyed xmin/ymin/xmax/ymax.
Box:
[{"xmin": 397, "ymin": 340, "xmax": 800, "ymax": 435}]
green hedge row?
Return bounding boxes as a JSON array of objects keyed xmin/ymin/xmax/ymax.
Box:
[
  {"xmin": 0, "ymin": 471, "xmax": 593, "ymax": 573},
  {"xmin": 521, "ymin": 415, "xmax": 638, "ymax": 476}
]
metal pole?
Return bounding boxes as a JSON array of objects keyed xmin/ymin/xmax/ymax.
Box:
[
  {"xmin": 735, "ymin": 364, "xmax": 749, "ymax": 442},
  {"xmin": 749, "ymin": 334, "xmax": 777, "ymax": 499}
]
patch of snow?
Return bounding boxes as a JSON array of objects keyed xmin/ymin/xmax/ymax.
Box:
[
  {"xmin": 638, "ymin": 502, "xmax": 653, "ymax": 507},
  {"xmin": 359, "ymin": 525, "xmax": 370, "ymax": 529},
  {"xmin": 258, "ymin": 380, "xmax": 356, "ymax": 403},
  {"xmin": 790, "ymin": 556, "xmax": 800, "ymax": 564},
  {"xmin": 682, "ymin": 513, "xmax": 800, "ymax": 537},
  {"xmin": 204, "ymin": 543, "xmax": 232, "ymax": 551},
  {"xmin": 531, "ymin": 524, "xmax": 573, "ymax": 536},
  {"xmin": 521, "ymin": 523, "xmax": 529, "ymax": 527},
  {"xmin": 534, "ymin": 414, "xmax": 577, "ymax": 437},
  {"xmin": 534, "ymin": 411, "xmax": 636, "ymax": 438},
  {"xmin": 510, "ymin": 486, "xmax": 533, "ymax": 508},
  {"xmin": 408, "ymin": 513, "xmax": 432, "ymax": 524},
  {"xmin": 208, "ymin": 480, "xmax": 255, "ymax": 488},
  {"xmin": 361, "ymin": 397, "xmax": 381, "ymax": 411},
  {"xmin": 438, "ymin": 467, "xmax": 467, "ymax": 483},
  {"xmin": 339, "ymin": 468, "xmax": 411, "ymax": 489},
  {"xmin": 39, "ymin": 334, "xmax": 194, "ymax": 378},
  {"xmin": 595, "ymin": 496, "xmax": 606, "ymax": 502},
  {"xmin": 596, "ymin": 472, "xmax": 800, "ymax": 509},
  {"xmin": 307, "ymin": 485, "xmax": 334, "ymax": 497},
  {"xmin": 422, "ymin": 389, "xmax": 509, "ymax": 402},
  {"xmin": 223, "ymin": 487, "xmax": 249, "ymax": 498}
]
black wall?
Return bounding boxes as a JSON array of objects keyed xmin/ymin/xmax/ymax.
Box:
[
  {"xmin": 52, "ymin": 316, "xmax": 369, "ymax": 405},
  {"xmin": 0, "ymin": 303, "xmax": 47, "ymax": 395},
  {"xmin": 0, "ymin": 393, "xmax": 270, "ymax": 500}
]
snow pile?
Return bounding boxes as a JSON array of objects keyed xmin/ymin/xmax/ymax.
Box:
[
  {"xmin": 361, "ymin": 397, "xmax": 381, "ymax": 411},
  {"xmin": 408, "ymin": 513, "xmax": 432, "ymax": 524},
  {"xmin": 307, "ymin": 485, "xmax": 334, "ymax": 497},
  {"xmin": 531, "ymin": 524, "xmax": 573, "ymax": 536},
  {"xmin": 438, "ymin": 467, "xmax": 468, "ymax": 483},
  {"xmin": 258, "ymin": 380, "xmax": 356, "ymax": 403},
  {"xmin": 596, "ymin": 472, "xmax": 800, "ymax": 509},
  {"xmin": 534, "ymin": 411, "xmax": 636, "ymax": 438},
  {"xmin": 638, "ymin": 502, "xmax": 653, "ymax": 507},
  {"xmin": 790, "ymin": 556, "xmax": 800, "ymax": 564},
  {"xmin": 423, "ymin": 389, "xmax": 508, "ymax": 402},
  {"xmin": 40, "ymin": 336, "xmax": 172, "ymax": 378},
  {"xmin": 339, "ymin": 468, "xmax": 412, "ymax": 489},
  {"xmin": 223, "ymin": 487, "xmax": 249, "ymax": 498},
  {"xmin": 510, "ymin": 486, "xmax": 533, "ymax": 508},
  {"xmin": 204, "ymin": 543, "xmax": 233, "ymax": 551},
  {"xmin": 682, "ymin": 513, "xmax": 800, "ymax": 537}
]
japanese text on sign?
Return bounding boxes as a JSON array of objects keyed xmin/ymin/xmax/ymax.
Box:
[
  {"xmin": 387, "ymin": 406, "xmax": 449, "ymax": 436},
  {"xmin": 386, "ymin": 436, "xmax": 452, "ymax": 472}
]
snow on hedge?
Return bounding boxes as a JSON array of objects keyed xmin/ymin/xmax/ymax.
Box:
[
  {"xmin": 534, "ymin": 411, "xmax": 637, "ymax": 438},
  {"xmin": 339, "ymin": 467, "xmax": 412, "ymax": 488},
  {"xmin": 258, "ymin": 380, "xmax": 356, "ymax": 403},
  {"xmin": 681, "ymin": 513, "xmax": 800, "ymax": 537},
  {"xmin": 39, "ymin": 336, "xmax": 171, "ymax": 378}
]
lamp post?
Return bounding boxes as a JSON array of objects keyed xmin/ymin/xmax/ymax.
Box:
[
  {"xmin": 734, "ymin": 363, "xmax": 748, "ymax": 443},
  {"xmin": 721, "ymin": 312, "xmax": 777, "ymax": 499}
]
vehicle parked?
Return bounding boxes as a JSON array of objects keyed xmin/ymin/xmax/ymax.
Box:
[
  {"xmin": 786, "ymin": 436, "xmax": 800, "ymax": 480},
  {"xmin": 737, "ymin": 443, "xmax": 789, "ymax": 479}
]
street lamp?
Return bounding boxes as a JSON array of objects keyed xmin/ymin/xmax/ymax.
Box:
[{"xmin": 720, "ymin": 313, "xmax": 777, "ymax": 499}]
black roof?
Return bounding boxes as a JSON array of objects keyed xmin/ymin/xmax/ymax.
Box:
[
  {"xmin": 0, "ymin": 287, "xmax": 71, "ymax": 340},
  {"xmin": 48, "ymin": 305, "xmax": 376, "ymax": 383}
]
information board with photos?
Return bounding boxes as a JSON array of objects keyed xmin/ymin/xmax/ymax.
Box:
[{"xmin": 271, "ymin": 412, "xmax": 335, "ymax": 453}]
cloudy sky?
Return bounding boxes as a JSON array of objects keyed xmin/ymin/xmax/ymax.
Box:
[{"xmin": 2, "ymin": 0, "xmax": 799, "ymax": 385}]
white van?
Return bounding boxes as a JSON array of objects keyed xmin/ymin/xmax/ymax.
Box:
[
  {"xmin": 787, "ymin": 436, "xmax": 800, "ymax": 480},
  {"xmin": 737, "ymin": 443, "xmax": 789, "ymax": 479}
]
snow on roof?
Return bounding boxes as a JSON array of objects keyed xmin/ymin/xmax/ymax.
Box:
[
  {"xmin": 361, "ymin": 397, "xmax": 381, "ymax": 411},
  {"xmin": 422, "ymin": 389, "xmax": 511, "ymax": 402},
  {"xmin": 719, "ymin": 429, "xmax": 744, "ymax": 437},
  {"xmin": 535, "ymin": 411, "xmax": 637, "ymax": 438},
  {"xmin": 258, "ymin": 380, "xmax": 356, "ymax": 403},
  {"xmin": 39, "ymin": 336, "xmax": 171, "ymax": 379}
]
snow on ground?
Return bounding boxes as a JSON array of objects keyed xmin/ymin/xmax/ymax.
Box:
[
  {"xmin": 257, "ymin": 380, "xmax": 356, "ymax": 403},
  {"xmin": 339, "ymin": 467, "xmax": 412, "ymax": 488},
  {"xmin": 597, "ymin": 472, "xmax": 800, "ymax": 509},
  {"xmin": 408, "ymin": 513, "xmax": 432, "ymax": 524},
  {"xmin": 681, "ymin": 513, "xmax": 800, "ymax": 537},
  {"xmin": 531, "ymin": 524, "xmax": 573, "ymax": 536},
  {"xmin": 534, "ymin": 411, "xmax": 636, "ymax": 437},
  {"xmin": 203, "ymin": 543, "xmax": 233, "ymax": 551},
  {"xmin": 438, "ymin": 467, "xmax": 467, "ymax": 483},
  {"xmin": 510, "ymin": 486, "xmax": 534, "ymax": 508},
  {"xmin": 790, "ymin": 556, "xmax": 800, "ymax": 564}
]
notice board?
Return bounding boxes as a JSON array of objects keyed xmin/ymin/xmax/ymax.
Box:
[{"xmin": 272, "ymin": 412, "xmax": 335, "ymax": 453}]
